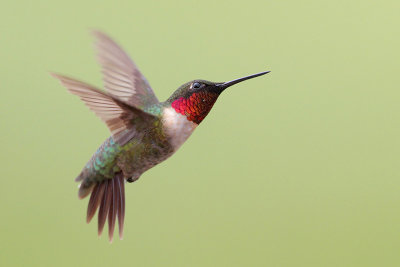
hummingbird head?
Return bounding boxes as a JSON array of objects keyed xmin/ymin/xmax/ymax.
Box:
[{"xmin": 166, "ymin": 71, "xmax": 270, "ymax": 124}]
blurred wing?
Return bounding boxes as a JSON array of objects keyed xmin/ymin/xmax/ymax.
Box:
[
  {"xmin": 92, "ymin": 30, "xmax": 159, "ymax": 109},
  {"xmin": 51, "ymin": 73, "xmax": 157, "ymax": 145}
]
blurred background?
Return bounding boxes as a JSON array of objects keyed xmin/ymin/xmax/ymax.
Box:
[{"xmin": 1, "ymin": 0, "xmax": 399, "ymax": 266}]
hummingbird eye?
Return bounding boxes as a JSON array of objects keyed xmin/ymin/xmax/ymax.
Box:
[{"xmin": 192, "ymin": 82, "xmax": 201, "ymax": 89}]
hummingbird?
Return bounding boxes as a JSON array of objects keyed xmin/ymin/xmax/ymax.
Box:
[{"xmin": 51, "ymin": 31, "xmax": 269, "ymax": 242}]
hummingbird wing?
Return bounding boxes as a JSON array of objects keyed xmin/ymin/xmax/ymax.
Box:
[
  {"xmin": 92, "ymin": 30, "xmax": 159, "ymax": 109},
  {"xmin": 51, "ymin": 73, "xmax": 157, "ymax": 146}
]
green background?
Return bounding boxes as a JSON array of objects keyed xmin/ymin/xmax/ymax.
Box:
[{"xmin": 1, "ymin": 0, "xmax": 399, "ymax": 266}]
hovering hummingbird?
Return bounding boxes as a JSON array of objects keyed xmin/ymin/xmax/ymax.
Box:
[{"xmin": 51, "ymin": 31, "xmax": 269, "ymax": 242}]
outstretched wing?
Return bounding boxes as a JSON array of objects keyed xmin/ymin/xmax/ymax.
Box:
[
  {"xmin": 92, "ymin": 30, "xmax": 159, "ymax": 109},
  {"xmin": 51, "ymin": 73, "xmax": 157, "ymax": 146}
]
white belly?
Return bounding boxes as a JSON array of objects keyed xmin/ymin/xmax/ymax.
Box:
[{"xmin": 162, "ymin": 107, "xmax": 197, "ymax": 150}]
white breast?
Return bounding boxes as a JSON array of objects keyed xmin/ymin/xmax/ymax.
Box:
[{"xmin": 162, "ymin": 107, "xmax": 197, "ymax": 150}]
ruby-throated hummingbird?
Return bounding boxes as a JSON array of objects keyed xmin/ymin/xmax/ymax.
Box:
[{"xmin": 52, "ymin": 31, "xmax": 269, "ymax": 242}]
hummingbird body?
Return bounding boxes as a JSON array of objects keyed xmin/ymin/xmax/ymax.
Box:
[
  {"xmin": 77, "ymin": 103, "xmax": 196, "ymax": 189},
  {"xmin": 52, "ymin": 31, "xmax": 269, "ymax": 241}
]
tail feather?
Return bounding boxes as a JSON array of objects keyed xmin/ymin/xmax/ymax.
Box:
[
  {"xmin": 108, "ymin": 178, "xmax": 118, "ymax": 241},
  {"xmin": 78, "ymin": 179, "xmax": 94, "ymax": 199},
  {"xmin": 98, "ymin": 179, "xmax": 112, "ymax": 236},
  {"xmin": 78, "ymin": 173, "xmax": 126, "ymax": 242},
  {"xmin": 86, "ymin": 182, "xmax": 106, "ymax": 223},
  {"xmin": 116, "ymin": 175, "xmax": 125, "ymax": 239}
]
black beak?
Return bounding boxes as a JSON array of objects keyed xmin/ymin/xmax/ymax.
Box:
[{"xmin": 217, "ymin": 71, "xmax": 270, "ymax": 91}]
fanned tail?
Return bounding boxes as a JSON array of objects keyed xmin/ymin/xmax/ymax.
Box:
[{"xmin": 85, "ymin": 173, "xmax": 126, "ymax": 242}]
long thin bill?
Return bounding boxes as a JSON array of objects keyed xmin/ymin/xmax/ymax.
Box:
[{"xmin": 220, "ymin": 71, "xmax": 270, "ymax": 89}]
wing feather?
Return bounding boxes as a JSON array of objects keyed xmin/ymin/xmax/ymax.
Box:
[
  {"xmin": 51, "ymin": 73, "xmax": 157, "ymax": 145},
  {"xmin": 92, "ymin": 30, "xmax": 159, "ymax": 108}
]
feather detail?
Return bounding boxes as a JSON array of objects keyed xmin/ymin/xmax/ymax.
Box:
[
  {"xmin": 86, "ymin": 182, "xmax": 106, "ymax": 223},
  {"xmin": 92, "ymin": 30, "xmax": 159, "ymax": 109},
  {"xmin": 98, "ymin": 179, "xmax": 112, "ymax": 236},
  {"xmin": 116, "ymin": 175, "xmax": 125, "ymax": 239},
  {"xmin": 78, "ymin": 179, "xmax": 94, "ymax": 199},
  {"xmin": 108, "ymin": 178, "xmax": 118, "ymax": 242},
  {"xmin": 51, "ymin": 73, "xmax": 157, "ymax": 146},
  {"xmin": 84, "ymin": 173, "xmax": 126, "ymax": 241}
]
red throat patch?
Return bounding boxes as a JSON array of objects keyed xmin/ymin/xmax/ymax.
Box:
[{"xmin": 171, "ymin": 91, "xmax": 219, "ymax": 124}]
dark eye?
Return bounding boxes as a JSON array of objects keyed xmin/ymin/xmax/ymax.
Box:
[{"xmin": 192, "ymin": 82, "xmax": 201, "ymax": 89}]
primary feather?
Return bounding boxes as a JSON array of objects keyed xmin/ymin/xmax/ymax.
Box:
[{"xmin": 92, "ymin": 30, "xmax": 159, "ymax": 109}]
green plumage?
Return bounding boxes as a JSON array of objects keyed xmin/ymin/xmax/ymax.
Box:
[{"xmin": 76, "ymin": 102, "xmax": 174, "ymax": 199}]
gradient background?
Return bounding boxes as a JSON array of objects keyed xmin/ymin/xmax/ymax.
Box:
[{"xmin": 1, "ymin": 0, "xmax": 399, "ymax": 266}]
